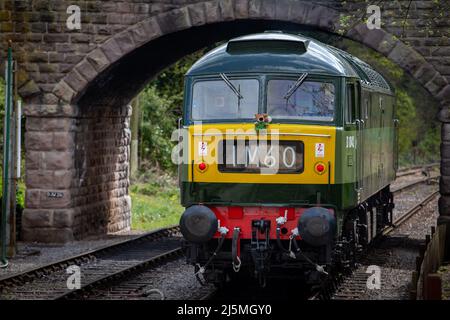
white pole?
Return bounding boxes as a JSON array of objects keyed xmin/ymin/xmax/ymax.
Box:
[{"xmin": 16, "ymin": 100, "xmax": 21, "ymax": 179}]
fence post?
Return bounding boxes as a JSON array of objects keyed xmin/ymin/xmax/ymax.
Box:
[
  {"xmin": 410, "ymin": 271, "xmax": 418, "ymax": 300},
  {"xmin": 424, "ymin": 273, "xmax": 442, "ymax": 300}
]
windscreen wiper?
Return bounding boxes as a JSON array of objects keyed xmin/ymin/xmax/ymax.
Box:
[
  {"xmin": 283, "ymin": 73, "xmax": 308, "ymax": 101},
  {"xmin": 220, "ymin": 73, "xmax": 244, "ymax": 100}
]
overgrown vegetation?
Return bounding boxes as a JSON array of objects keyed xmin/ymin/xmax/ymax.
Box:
[
  {"xmin": 137, "ymin": 51, "xmax": 207, "ymax": 173},
  {"xmin": 139, "ymin": 86, "xmax": 177, "ymax": 172}
]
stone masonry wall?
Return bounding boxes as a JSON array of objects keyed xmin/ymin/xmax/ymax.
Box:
[
  {"xmin": 22, "ymin": 104, "xmax": 131, "ymax": 241},
  {"xmin": 73, "ymin": 105, "xmax": 131, "ymax": 238},
  {"xmin": 23, "ymin": 112, "xmax": 78, "ymax": 242},
  {"xmin": 0, "ymin": 1, "xmax": 449, "ymax": 103}
]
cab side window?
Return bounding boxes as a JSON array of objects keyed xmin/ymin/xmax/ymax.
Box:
[{"xmin": 345, "ymin": 83, "xmax": 356, "ymax": 124}]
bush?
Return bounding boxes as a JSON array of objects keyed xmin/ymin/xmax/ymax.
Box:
[
  {"xmin": 139, "ymin": 86, "xmax": 178, "ymax": 172},
  {"xmin": 137, "ymin": 48, "xmax": 212, "ymax": 172}
]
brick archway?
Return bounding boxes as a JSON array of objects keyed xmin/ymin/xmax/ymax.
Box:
[
  {"xmin": 51, "ymin": 2, "xmax": 449, "ymax": 106},
  {"xmin": 1, "ymin": 0, "xmax": 448, "ymax": 241}
]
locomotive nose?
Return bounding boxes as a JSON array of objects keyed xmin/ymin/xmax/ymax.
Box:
[
  {"xmin": 180, "ymin": 205, "xmax": 218, "ymax": 243},
  {"xmin": 297, "ymin": 207, "xmax": 336, "ymax": 247}
]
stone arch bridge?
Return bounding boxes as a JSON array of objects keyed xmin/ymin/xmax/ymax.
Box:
[{"xmin": 0, "ymin": 0, "xmax": 449, "ymax": 242}]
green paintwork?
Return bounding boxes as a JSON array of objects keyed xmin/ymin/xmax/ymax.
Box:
[
  {"xmin": 187, "ymin": 33, "xmax": 360, "ymax": 78},
  {"xmin": 181, "ymin": 181, "xmax": 346, "ymax": 209}
]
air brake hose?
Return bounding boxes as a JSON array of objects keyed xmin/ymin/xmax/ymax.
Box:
[
  {"xmin": 194, "ymin": 233, "xmax": 226, "ymax": 284},
  {"xmin": 291, "ymin": 234, "xmax": 328, "ymax": 275},
  {"xmin": 291, "ymin": 235, "xmax": 313, "ymax": 264},
  {"xmin": 276, "ymin": 226, "xmax": 291, "ymax": 254},
  {"xmin": 291, "ymin": 236, "xmax": 302, "ymax": 254}
]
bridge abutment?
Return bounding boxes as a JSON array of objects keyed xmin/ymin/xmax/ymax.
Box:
[
  {"xmin": 439, "ymin": 116, "xmax": 450, "ymax": 232},
  {"xmin": 21, "ymin": 104, "xmax": 132, "ymax": 242}
]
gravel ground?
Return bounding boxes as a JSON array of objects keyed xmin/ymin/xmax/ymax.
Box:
[
  {"xmin": 392, "ymin": 183, "xmax": 438, "ymax": 221},
  {"xmin": 439, "ymin": 264, "xmax": 450, "ymax": 300},
  {"xmin": 334, "ymin": 194, "xmax": 439, "ymax": 300},
  {"xmin": 370, "ymin": 195, "xmax": 439, "ymax": 299},
  {"xmin": 83, "ymin": 258, "xmax": 215, "ymax": 300},
  {"xmin": 0, "ymin": 230, "xmax": 145, "ymax": 277}
]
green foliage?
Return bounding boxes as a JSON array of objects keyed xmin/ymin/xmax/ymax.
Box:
[
  {"xmin": 150, "ymin": 53, "xmax": 203, "ymax": 116},
  {"xmin": 138, "ymin": 49, "xmax": 209, "ymax": 172},
  {"xmin": 396, "ymin": 90, "xmax": 417, "ymax": 165},
  {"xmin": 416, "ymin": 124, "xmax": 440, "ymax": 164},
  {"xmin": 139, "ymin": 86, "xmax": 178, "ymax": 172},
  {"xmin": 130, "ymin": 54, "xmax": 210, "ymax": 230},
  {"xmin": 16, "ymin": 181, "xmax": 25, "ymax": 210}
]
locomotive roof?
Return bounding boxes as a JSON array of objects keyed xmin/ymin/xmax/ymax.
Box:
[{"xmin": 187, "ymin": 32, "xmax": 393, "ymax": 93}]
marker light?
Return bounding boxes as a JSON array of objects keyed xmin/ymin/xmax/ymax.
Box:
[
  {"xmin": 315, "ymin": 162, "xmax": 326, "ymax": 174},
  {"xmin": 198, "ymin": 162, "xmax": 207, "ymax": 171}
]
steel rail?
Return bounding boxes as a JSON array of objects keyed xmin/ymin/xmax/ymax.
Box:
[
  {"xmin": 396, "ymin": 163, "xmax": 439, "ymax": 178},
  {"xmin": 55, "ymin": 247, "xmax": 183, "ymax": 300},
  {"xmin": 0, "ymin": 225, "xmax": 180, "ymax": 290},
  {"xmin": 391, "ymin": 175, "xmax": 439, "ymax": 194},
  {"xmin": 397, "ymin": 162, "xmax": 439, "ymax": 173},
  {"xmin": 382, "ymin": 190, "xmax": 439, "ymax": 236}
]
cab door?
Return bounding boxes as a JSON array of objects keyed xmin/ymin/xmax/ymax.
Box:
[{"xmin": 346, "ymin": 81, "xmax": 363, "ymax": 201}]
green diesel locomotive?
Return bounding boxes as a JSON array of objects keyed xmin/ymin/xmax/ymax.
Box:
[{"xmin": 177, "ymin": 32, "xmax": 398, "ymax": 285}]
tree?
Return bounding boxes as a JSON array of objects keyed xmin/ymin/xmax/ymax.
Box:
[{"xmin": 130, "ymin": 95, "xmax": 141, "ymax": 178}]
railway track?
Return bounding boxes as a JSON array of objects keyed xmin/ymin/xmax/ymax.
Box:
[
  {"xmin": 0, "ymin": 226, "xmax": 182, "ymax": 300},
  {"xmin": 325, "ymin": 183, "xmax": 440, "ymax": 300},
  {"xmin": 69, "ymin": 257, "xmax": 214, "ymax": 300},
  {"xmin": 391, "ymin": 174, "xmax": 439, "ymax": 194},
  {"xmin": 396, "ymin": 163, "xmax": 439, "ymax": 178},
  {"xmin": 0, "ymin": 168, "xmax": 440, "ymax": 301}
]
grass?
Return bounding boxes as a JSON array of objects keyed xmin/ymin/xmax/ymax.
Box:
[
  {"xmin": 438, "ymin": 265, "xmax": 450, "ymax": 300},
  {"xmin": 129, "ymin": 170, "xmax": 183, "ymax": 231}
]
